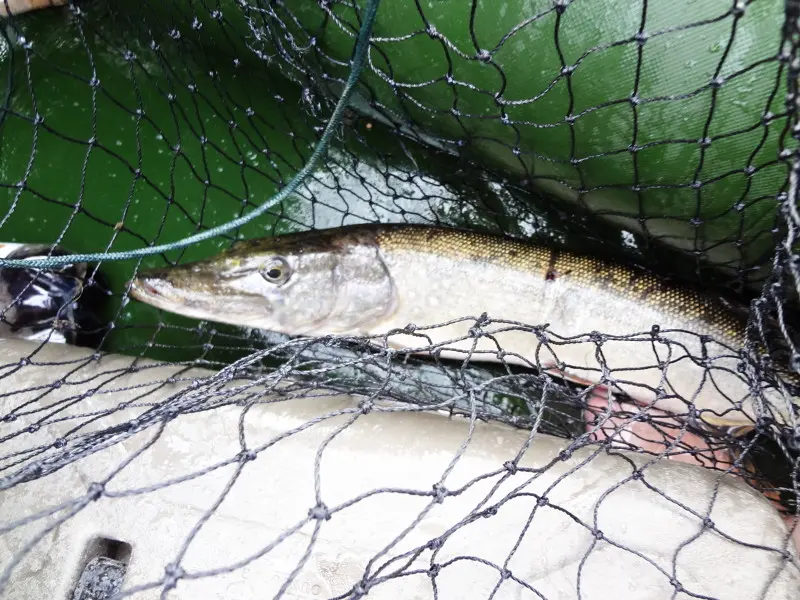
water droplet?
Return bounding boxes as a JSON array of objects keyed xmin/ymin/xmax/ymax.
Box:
[
  {"xmin": 115, "ymin": 140, "xmax": 123, "ymax": 146},
  {"xmin": 621, "ymin": 230, "xmax": 638, "ymax": 249}
]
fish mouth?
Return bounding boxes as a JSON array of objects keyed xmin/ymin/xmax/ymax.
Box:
[
  {"xmin": 129, "ymin": 272, "xmax": 185, "ymax": 313},
  {"xmin": 129, "ymin": 269, "xmax": 220, "ymax": 321},
  {"xmin": 129, "ymin": 265, "xmax": 275, "ymax": 330}
]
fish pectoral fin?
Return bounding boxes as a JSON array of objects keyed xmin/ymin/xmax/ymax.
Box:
[
  {"xmin": 698, "ymin": 412, "xmax": 756, "ymax": 433},
  {"xmin": 540, "ymin": 362, "xmax": 606, "ymax": 391}
]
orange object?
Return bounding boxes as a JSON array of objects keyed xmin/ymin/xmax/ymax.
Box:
[{"xmin": 0, "ymin": 0, "xmax": 67, "ymax": 17}]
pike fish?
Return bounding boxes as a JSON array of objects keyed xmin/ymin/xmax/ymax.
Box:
[{"xmin": 129, "ymin": 224, "xmax": 797, "ymax": 428}]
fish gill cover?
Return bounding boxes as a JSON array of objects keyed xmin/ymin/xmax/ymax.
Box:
[{"xmin": 0, "ymin": 0, "xmax": 798, "ymax": 598}]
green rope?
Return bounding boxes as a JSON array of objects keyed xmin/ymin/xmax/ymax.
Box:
[{"xmin": 0, "ymin": 0, "xmax": 381, "ymax": 270}]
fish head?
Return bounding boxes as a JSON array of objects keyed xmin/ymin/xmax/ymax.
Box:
[{"xmin": 129, "ymin": 227, "xmax": 397, "ymax": 336}]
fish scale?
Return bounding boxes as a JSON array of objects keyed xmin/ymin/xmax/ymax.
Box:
[
  {"xmin": 130, "ymin": 224, "xmax": 796, "ymax": 428},
  {"xmin": 375, "ymin": 226, "xmax": 742, "ymax": 343}
]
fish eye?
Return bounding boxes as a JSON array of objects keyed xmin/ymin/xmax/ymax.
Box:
[{"xmin": 260, "ymin": 257, "xmax": 291, "ymax": 285}]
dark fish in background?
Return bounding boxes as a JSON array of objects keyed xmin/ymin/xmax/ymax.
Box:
[{"xmin": 0, "ymin": 243, "xmax": 109, "ymax": 348}]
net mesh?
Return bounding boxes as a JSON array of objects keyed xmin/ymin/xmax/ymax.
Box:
[{"xmin": 0, "ymin": 0, "xmax": 799, "ymax": 598}]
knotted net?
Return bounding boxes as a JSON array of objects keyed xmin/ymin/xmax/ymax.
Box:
[{"xmin": 0, "ymin": 1, "xmax": 799, "ymax": 598}]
